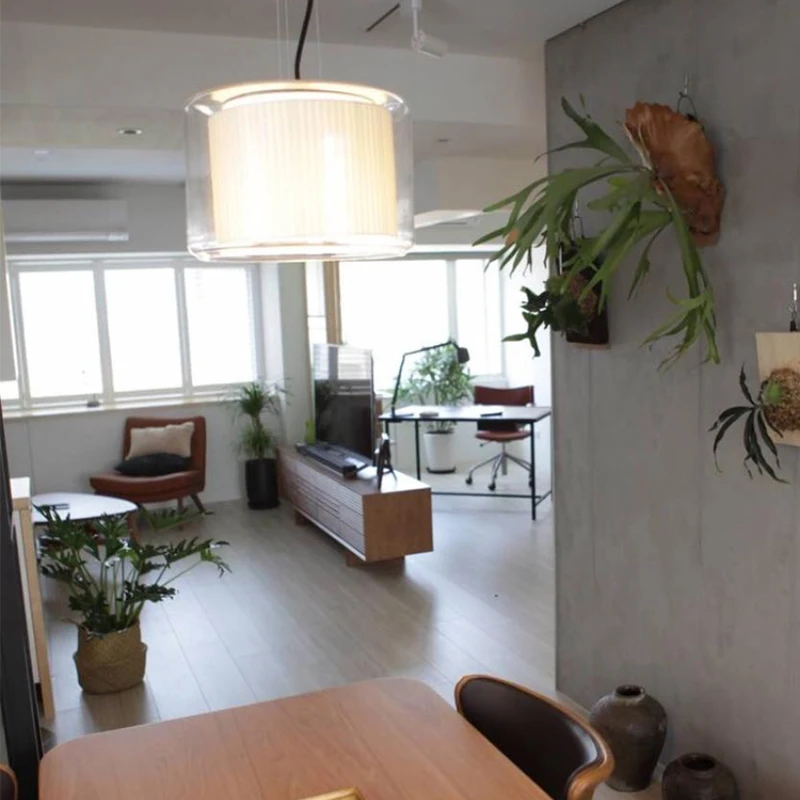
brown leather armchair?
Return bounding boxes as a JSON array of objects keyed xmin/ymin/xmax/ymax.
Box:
[{"xmin": 90, "ymin": 416, "xmax": 208, "ymax": 513}]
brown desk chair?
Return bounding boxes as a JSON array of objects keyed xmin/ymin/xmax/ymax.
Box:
[
  {"xmin": 455, "ymin": 675, "xmax": 613, "ymax": 800},
  {"xmin": 466, "ymin": 385, "xmax": 534, "ymax": 491},
  {"xmin": 90, "ymin": 416, "xmax": 207, "ymax": 514}
]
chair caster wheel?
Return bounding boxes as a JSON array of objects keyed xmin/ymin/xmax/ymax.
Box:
[
  {"xmin": 488, "ymin": 483, "xmax": 496, "ymax": 492},
  {"xmin": 465, "ymin": 476, "xmax": 473, "ymax": 485}
]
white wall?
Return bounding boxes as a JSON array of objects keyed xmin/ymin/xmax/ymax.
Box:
[
  {"xmin": 503, "ymin": 247, "xmax": 552, "ymax": 487},
  {"xmin": 414, "ymin": 157, "xmax": 543, "ymax": 214},
  {"xmin": 260, "ymin": 262, "xmax": 312, "ymax": 445},
  {"xmin": 4, "ymin": 401, "xmax": 242, "ymax": 504}
]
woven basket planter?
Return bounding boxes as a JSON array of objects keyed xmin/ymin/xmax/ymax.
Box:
[{"xmin": 74, "ymin": 621, "xmax": 148, "ymax": 694}]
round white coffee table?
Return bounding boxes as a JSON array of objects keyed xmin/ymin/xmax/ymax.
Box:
[{"xmin": 32, "ymin": 492, "xmax": 137, "ymax": 525}]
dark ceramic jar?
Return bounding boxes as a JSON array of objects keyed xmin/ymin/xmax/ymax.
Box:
[
  {"xmin": 662, "ymin": 753, "xmax": 739, "ymax": 800},
  {"xmin": 589, "ymin": 685, "xmax": 667, "ymax": 791}
]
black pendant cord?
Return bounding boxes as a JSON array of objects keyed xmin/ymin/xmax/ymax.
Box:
[{"xmin": 294, "ymin": 0, "xmax": 315, "ymax": 79}]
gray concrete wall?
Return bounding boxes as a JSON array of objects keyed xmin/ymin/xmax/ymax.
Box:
[{"xmin": 547, "ymin": 1, "xmax": 800, "ymax": 797}]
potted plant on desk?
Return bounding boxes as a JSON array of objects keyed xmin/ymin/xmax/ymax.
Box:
[
  {"xmin": 399, "ymin": 348, "xmax": 472, "ymax": 473},
  {"xmin": 232, "ymin": 382, "xmax": 284, "ymax": 509},
  {"xmin": 38, "ymin": 507, "xmax": 229, "ymax": 694}
]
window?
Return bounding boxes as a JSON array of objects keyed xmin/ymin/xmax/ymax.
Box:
[
  {"xmin": 2, "ymin": 256, "xmax": 262, "ymax": 411},
  {"xmin": 105, "ymin": 267, "xmax": 182, "ymax": 393},
  {"xmin": 19, "ymin": 270, "xmax": 104, "ymax": 398},
  {"xmin": 184, "ymin": 266, "xmax": 258, "ymax": 386},
  {"xmin": 455, "ymin": 259, "xmax": 503, "ymax": 376},
  {"xmin": 334, "ymin": 255, "xmax": 504, "ymax": 392},
  {"xmin": 305, "ymin": 261, "xmax": 328, "ymax": 351}
]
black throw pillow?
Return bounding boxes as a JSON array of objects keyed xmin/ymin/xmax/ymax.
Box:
[{"xmin": 115, "ymin": 452, "xmax": 190, "ymax": 477}]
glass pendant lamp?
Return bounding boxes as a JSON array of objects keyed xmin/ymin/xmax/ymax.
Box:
[{"xmin": 185, "ymin": 2, "xmax": 414, "ymax": 262}]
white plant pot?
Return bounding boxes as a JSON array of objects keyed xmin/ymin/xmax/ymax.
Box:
[{"xmin": 423, "ymin": 431, "xmax": 456, "ymax": 474}]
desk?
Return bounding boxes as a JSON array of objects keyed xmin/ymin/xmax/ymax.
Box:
[
  {"xmin": 40, "ymin": 679, "xmax": 548, "ymax": 800},
  {"xmin": 380, "ymin": 405, "xmax": 552, "ymax": 519}
]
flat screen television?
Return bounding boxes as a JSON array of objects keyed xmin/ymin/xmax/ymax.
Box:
[{"xmin": 312, "ymin": 344, "xmax": 374, "ymax": 460}]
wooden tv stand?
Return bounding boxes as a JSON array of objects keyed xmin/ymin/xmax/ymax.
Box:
[{"xmin": 277, "ymin": 445, "xmax": 433, "ymax": 565}]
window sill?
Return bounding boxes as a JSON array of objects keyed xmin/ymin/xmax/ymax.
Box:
[{"xmin": 2, "ymin": 393, "xmax": 230, "ymax": 421}]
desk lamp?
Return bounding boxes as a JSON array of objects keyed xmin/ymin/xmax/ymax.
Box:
[{"xmin": 390, "ymin": 340, "xmax": 470, "ymax": 417}]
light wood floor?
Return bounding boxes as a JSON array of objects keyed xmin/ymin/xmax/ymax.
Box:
[{"xmin": 41, "ymin": 494, "xmax": 656, "ymax": 799}]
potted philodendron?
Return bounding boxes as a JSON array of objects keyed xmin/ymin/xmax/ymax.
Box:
[
  {"xmin": 400, "ymin": 348, "xmax": 472, "ymax": 473},
  {"xmin": 233, "ymin": 382, "xmax": 284, "ymax": 509},
  {"xmin": 38, "ymin": 506, "xmax": 229, "ymax": 695}
]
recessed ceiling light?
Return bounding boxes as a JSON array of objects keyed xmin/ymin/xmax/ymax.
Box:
[
  {"xmin": 117, "ymin": 127, "xmax": 143, "ymax": 137},
  {"xmin": 33, "ymin": 149, "xmax": 50, "ymax": 159}
]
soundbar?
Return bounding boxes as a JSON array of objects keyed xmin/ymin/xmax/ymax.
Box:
[{"xmin": 296, "ymin": 443, "xmax": 368, "ymax": 479}]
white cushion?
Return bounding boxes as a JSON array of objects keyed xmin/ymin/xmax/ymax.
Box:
[{"xmin": 127, "ymin": 422, "xmax": 195, "ymax": 459}]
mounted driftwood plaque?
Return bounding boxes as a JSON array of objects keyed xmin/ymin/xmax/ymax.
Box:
[{"xmin": 755, "ymin": 332, "xmax": 800, "ymax": 447}]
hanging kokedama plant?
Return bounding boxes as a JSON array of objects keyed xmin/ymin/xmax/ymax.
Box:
[
  {"xmin": 505, "ymin": 238, "xmax": 608, "ymax": 353},
  {"xmin": 709, "ymin": 366, "xmax": 800, "ymax": 483},
  {"xmin": 477, "ymin": 97, "xmax": 725, "ymax": 368}
]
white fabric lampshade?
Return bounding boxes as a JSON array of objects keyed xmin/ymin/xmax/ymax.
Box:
[{"xmin": 185, "ymin": 81, "xmax": 414, "ymax": 262}]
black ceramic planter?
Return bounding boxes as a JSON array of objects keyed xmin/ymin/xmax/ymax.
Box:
[
  {"xmin": 662, "ymin": 753, "xmax": 739, "ymax": 800},
  {"xmin": 589, "ymin": 685, "xmax": 667, "ymax": 792},
  {"xmin": 245, "ymin": 458, "xmax": 279, "ymax": 509}
]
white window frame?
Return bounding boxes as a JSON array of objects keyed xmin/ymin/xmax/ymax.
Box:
[
  {"xmin": 334, "ymin": 250, "xmax": 507, "ymax": 384},
  {"xmin": 3, "ymin": 253, "xmax": 264, "ymax": 412}
]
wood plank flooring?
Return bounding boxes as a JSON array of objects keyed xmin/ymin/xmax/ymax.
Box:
[{"xmin": 41, "ymin": 494, "xmax": 657, "ymax": 799}]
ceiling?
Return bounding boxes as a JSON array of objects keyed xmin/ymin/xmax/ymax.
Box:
[
  {"xmin": 0, "ymin": 112, "xmax": 537, "ymax": 182},
  {"xmin": 0, "ymin": 0, "xmax": 620, "ymax": 184},
  {"xmin": 0, "ymin": 0, "xmax": 622, "ymax": 58}
]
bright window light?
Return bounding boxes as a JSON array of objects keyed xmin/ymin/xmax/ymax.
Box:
[
  {"xmin": 339, "ymin": 260, "xmax": 449, "ymax": 392},
  {"xmin": 184, "ymin": 266, "xmax": 257, "ymax": 386},
  {"xmin": 19, "ymin": 270, "xmax": 103, "ymax": 399},
  {"xmin": 456, "ymin": 259, "xmax": 503, "ymax": 376},
  {"xmin": 105, "ymin": 268, "xmax": 182, "ymax": 393}
]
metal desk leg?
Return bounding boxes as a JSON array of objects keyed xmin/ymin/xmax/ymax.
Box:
[
  {"xmin": 414, "ymin": 419, "xmax": 422, "ymax": 479},
  {"xmin": 530, "ymin": 422, "xmax": 536, "ymax": 521}
]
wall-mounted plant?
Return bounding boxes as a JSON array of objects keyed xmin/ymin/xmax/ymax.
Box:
[
  {"xmin": 506, "ymin": 262, "xmax": 607, "ymax": 354},
  {"xmin": 477, "ymin": 97, "xmax": 724, "ymax": 368},
  {"xmin": 709, "ymin": 366, "xmax": 798, "ymax": 482}
]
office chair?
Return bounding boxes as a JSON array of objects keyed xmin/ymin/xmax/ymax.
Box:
[
  {"xmin": 455, "ymin": 675, "xmax": 614, "ymax": 800},
  {"xmin": 465, "ymin": 385, "xmax": 533, "ymax": 491}
]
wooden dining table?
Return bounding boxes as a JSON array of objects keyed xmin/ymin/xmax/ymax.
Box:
[{"xmin": 40, "ymin": 678, "xmax": 549, "ymax": 800}]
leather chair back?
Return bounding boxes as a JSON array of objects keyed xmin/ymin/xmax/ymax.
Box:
[
  {"xmin": 0, "ymin": 765, "xmax": 17, "ymax": 800},
  {"xmin": 123, "ymin": 416, "xmax": 207, "ymax": 482},
  {"xmin": 455, "ymin": 675, "xmax": 613, "ymax": 800},
  {"xmin": 474, "ymin": 385, "xmax": 534, "ymax": 433}
]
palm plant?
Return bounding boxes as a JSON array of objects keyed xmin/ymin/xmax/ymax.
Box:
[
  {"xmin": 232, "ymin": 381, "xmax": 284, "ymax": 459},
  {"xmin": 38, "ymin": 506, "xmax": 230, "ymax": 635}
]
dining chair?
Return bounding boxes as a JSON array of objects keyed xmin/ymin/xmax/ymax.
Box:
[{"xmin": 455, "ymin": 675, "xmax": 614, "ymax": 800}]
